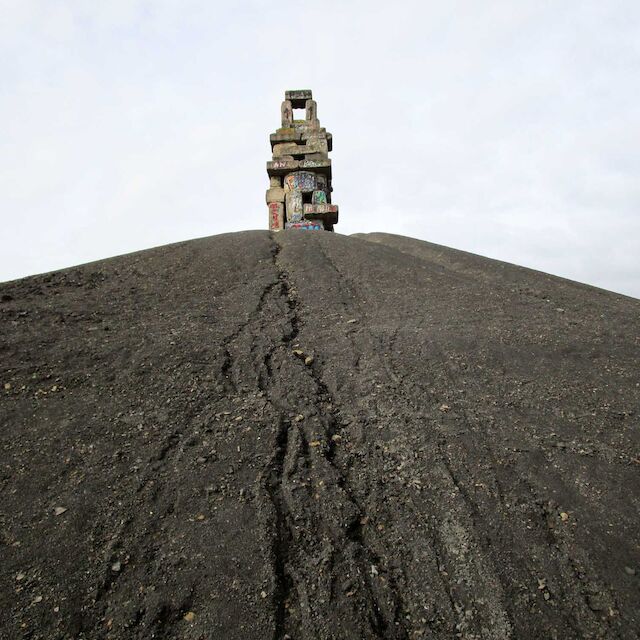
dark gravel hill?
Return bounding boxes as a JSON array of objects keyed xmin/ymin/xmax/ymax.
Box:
[{"xmin": 1, "ymin": 230, "xmax": 638, "ymax": 640}]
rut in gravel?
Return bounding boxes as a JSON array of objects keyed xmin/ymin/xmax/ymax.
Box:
[
  {"xmin": 3, "ymin": 230, "xmax": 638, "ymax": 640},
  {"xmin": 216, "ymin": 234, "xmax": 407, "ymax": 639}
]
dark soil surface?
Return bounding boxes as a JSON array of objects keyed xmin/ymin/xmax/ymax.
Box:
[{"xmin": 1, "ymin": 230, "xmax": 639, "ymax": 640}]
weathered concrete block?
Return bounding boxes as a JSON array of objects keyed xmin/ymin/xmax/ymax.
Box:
[
  {"xmin": 265, "ymin": 187, "xmax": 285, "ymax": 204},
  {"xmin": 271, "ymin": 128, "xmax": 301, "ymax": 145},
  {"xmin": 267, "ymin": 159, "xmax": 300, "ymax": 176},
  {"xmin": 285, "ymin": 221, "xmax": 324, "ymax": 230},
  {"xmin": 273, "ymin": 142, "xmax": 300, "ymax": 157},
  {"xmin": 268, "ymin": 159, "xmax": 332, "ymax": 175},
  {"xmin": 270, "ymin": 176, "xmax": 281, "ymax": 188},
  {"xmin": 305, "ymin": 99, "xmax": 317, "ymax": 122},
  {"xmin": 268, "ymin": 202, "xmax": 284, "ymax": 231},
  {"xmin": 285, "ymin": 191, "xmax": 303, "ymax": 222},
  {"xmin": 305, "ymin": 139, "xmax": 328, "ymax": 154},
  {"xmin": 284, "ymin": 171, "xmax": 316, "ymax": 193},
  {"xmin": 284, "ymin": 140, "xmax": 328, "ymax": 159},
  {"xmin": 299, "ymin": 158, "xmax": 331, "ymax": 173},
  {"xmin": 312, "ymin": 190, "xmax": 327, "ymax": 204},
  {"xmin": 281, "ymin": 100, "xmax": 293, "ymax": 127},
  {"xmin": 303, "ymin": 152, "xmax": 328, "ymax": 161},
  {"xmin": 303, "ymin": 203, "xmax": 338, "ymax": 224},
  {"xmin": 285, "ymin": 89, "xmax": 312, "ymax": 108},
  {"xmin": 294, "ymin": 119, "xmax": 320, "ymax": 131},
  {"xmin": 303, "ymin": 203, "xmax": 338, "ymax": 214},
  {"xmin": 303, "ymin": 130, "xmax": 332, "ymax": 151}
]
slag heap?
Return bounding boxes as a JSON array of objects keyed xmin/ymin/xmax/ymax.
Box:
[{"xmin": 266, "ymin": 90, "xmax": 338, "ymax": 231}]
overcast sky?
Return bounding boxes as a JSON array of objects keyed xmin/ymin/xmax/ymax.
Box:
[{"xmin": 1, "ymin": 1, "xmax": 639, "ymax": 298}]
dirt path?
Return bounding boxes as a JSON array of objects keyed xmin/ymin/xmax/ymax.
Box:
[{"xmin": 1, "ymin": 231, "xmax": 638, "ymax": 639}]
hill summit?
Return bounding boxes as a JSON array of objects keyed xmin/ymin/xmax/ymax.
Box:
[{"xmin": 1, "ymin": 231, "xmax": 639, "ymax": 639}]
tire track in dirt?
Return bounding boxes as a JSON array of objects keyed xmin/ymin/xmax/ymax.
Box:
[{"xmin": 227, "ymin": 234, "xmax": 409, "ymax": 639}]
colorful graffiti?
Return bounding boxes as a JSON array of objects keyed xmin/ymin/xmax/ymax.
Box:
[
  {"xmin": 285, "ymin": 221, "xmax": 324, "ymax": 231},
  {"xmin": 312, "ymin": 190, "xmax": 327, "ymax": 205},
  {"xmin": 284, "ymin": 171, "xmax": 316, "ymax": 193},
  {"xmin": 285, "ymin": 191, "xmax": 303, "ymax": 222}
]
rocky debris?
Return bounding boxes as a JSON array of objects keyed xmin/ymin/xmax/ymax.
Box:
[{"xmin": 1, "ymin": 230, "xmax": 639, "ymax": 639}]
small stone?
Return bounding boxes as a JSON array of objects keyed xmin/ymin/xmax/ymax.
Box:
[
  {"xmin": 304, "ymin": 355, "xmax": 314, "ymax": 366},
  {"xmin": 183, "ymin": 611, "xmax": 195, "ymax": 622},
  {"xmin": 16, "ymin": 572, "xmax": 25, "ymax": 581},
  {"xmin": 3, "ymin": 382, "xmax": 11, "ymax": 390},
  {"xmin": 347, "ymin": 318, "xmax": 358, "ymax": 324},
  {"xmin": 560, "ymin": 512, "xmax": 569, "ymax": 521},
  {"xmin": 331, "ymin": 434, "xmax": 342, "ymax": 442},
  {"xmin": 624, "ymin": 566, "xmax": 636, "ymax": 575},
  {"xmin": 294, "ymin": 414, "xmax": 305, "ymax": 422},
  {"xmin": 196, "ymin": 456, "xmax": 206, "ymax": 464},
  {"xmin": 543, "ymin": 592, "xmax": 551, "ymax": 601},
  {"xmin": 292, "ymin": 349, "xmax": 304, "ymax": 358},
  {"xmin": 111, "ymin": 561, "xmax": 121, "ymax": 573},
  {"xmin": 33, "ymin": 596, "xmax": 43, "ymax": 604},
  {"xmin": 54, "ymin": 506, "xmax": 67, "ymax": 516},
  {"xmin": 53, "ymin": 606, "xmax": 59, "ymax": 613},
  {"xmin": 260, "ymin": 590, "xmax": 267, "ymax": 599},
  {"xmin": 51, "ymin": 385, "xmax": 58, "ymax": 392},
  {"xmin": 439, "ymin": 404, "xmax": 450, "ymax": 413},
  {"xmin": 587, "ymin": 595, "xmax": 605, "ymax": 611},
  {"xmin": 196, "ymin": 514, "xmax": 206, "ymax": 521}
]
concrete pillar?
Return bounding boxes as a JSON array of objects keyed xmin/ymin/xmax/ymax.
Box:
[
  {"xmin": 266, "ymin": 186, "xmax": 285, "ymax": 204},
  {"xmin": 281, "ymin": 100, "xmax": 293, "ymax": 127},
  {"xmin": 305, "ymin": 99, "xmax": 317, "ymax": 122},
  {"xmin": 268, "ymin": 202, "xmax": 284, "ymax": 231}
]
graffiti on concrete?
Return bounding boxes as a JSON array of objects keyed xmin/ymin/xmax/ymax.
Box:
[
  {"xmin": 285, "ymin": 191, "xmax": 303, "ymax": 222},
  {"xmin": 269, "ymin": 202, "xmax": 284, "ymax": 231},
  {"xmin": 312, "ymin": 190, "xmax": 327, "ymax": 205},
  {"xmin": 284, "ymin": 171, "xmax": 316, "ymax": 193},
  {"xmin": 285, "ymin": 221, "xmax": 324, "ymax": 230}
]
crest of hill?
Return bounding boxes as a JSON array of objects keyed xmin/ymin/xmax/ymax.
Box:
[{"xmin": 1, "ymin": 231, "xmax": 638, "ymax": 639}]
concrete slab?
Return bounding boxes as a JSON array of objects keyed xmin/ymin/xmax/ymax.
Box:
[{"xmin": 265, "ymin": 187, "xmax": 285, "ymax": 204}]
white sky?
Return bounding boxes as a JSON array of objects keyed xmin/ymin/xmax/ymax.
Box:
[{"xmin": 1, "ymin": 0, "xmax": 639, "ymax": 298}]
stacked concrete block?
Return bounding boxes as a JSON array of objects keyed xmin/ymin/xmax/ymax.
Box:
[{"xmin": 266, "ymin": 90, "xmax": 339, "ymax": 232}]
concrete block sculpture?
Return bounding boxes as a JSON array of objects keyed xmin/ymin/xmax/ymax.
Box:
[{"xmin": 266, "ymin": 90, "xmax": 339, "ymax": 231}]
